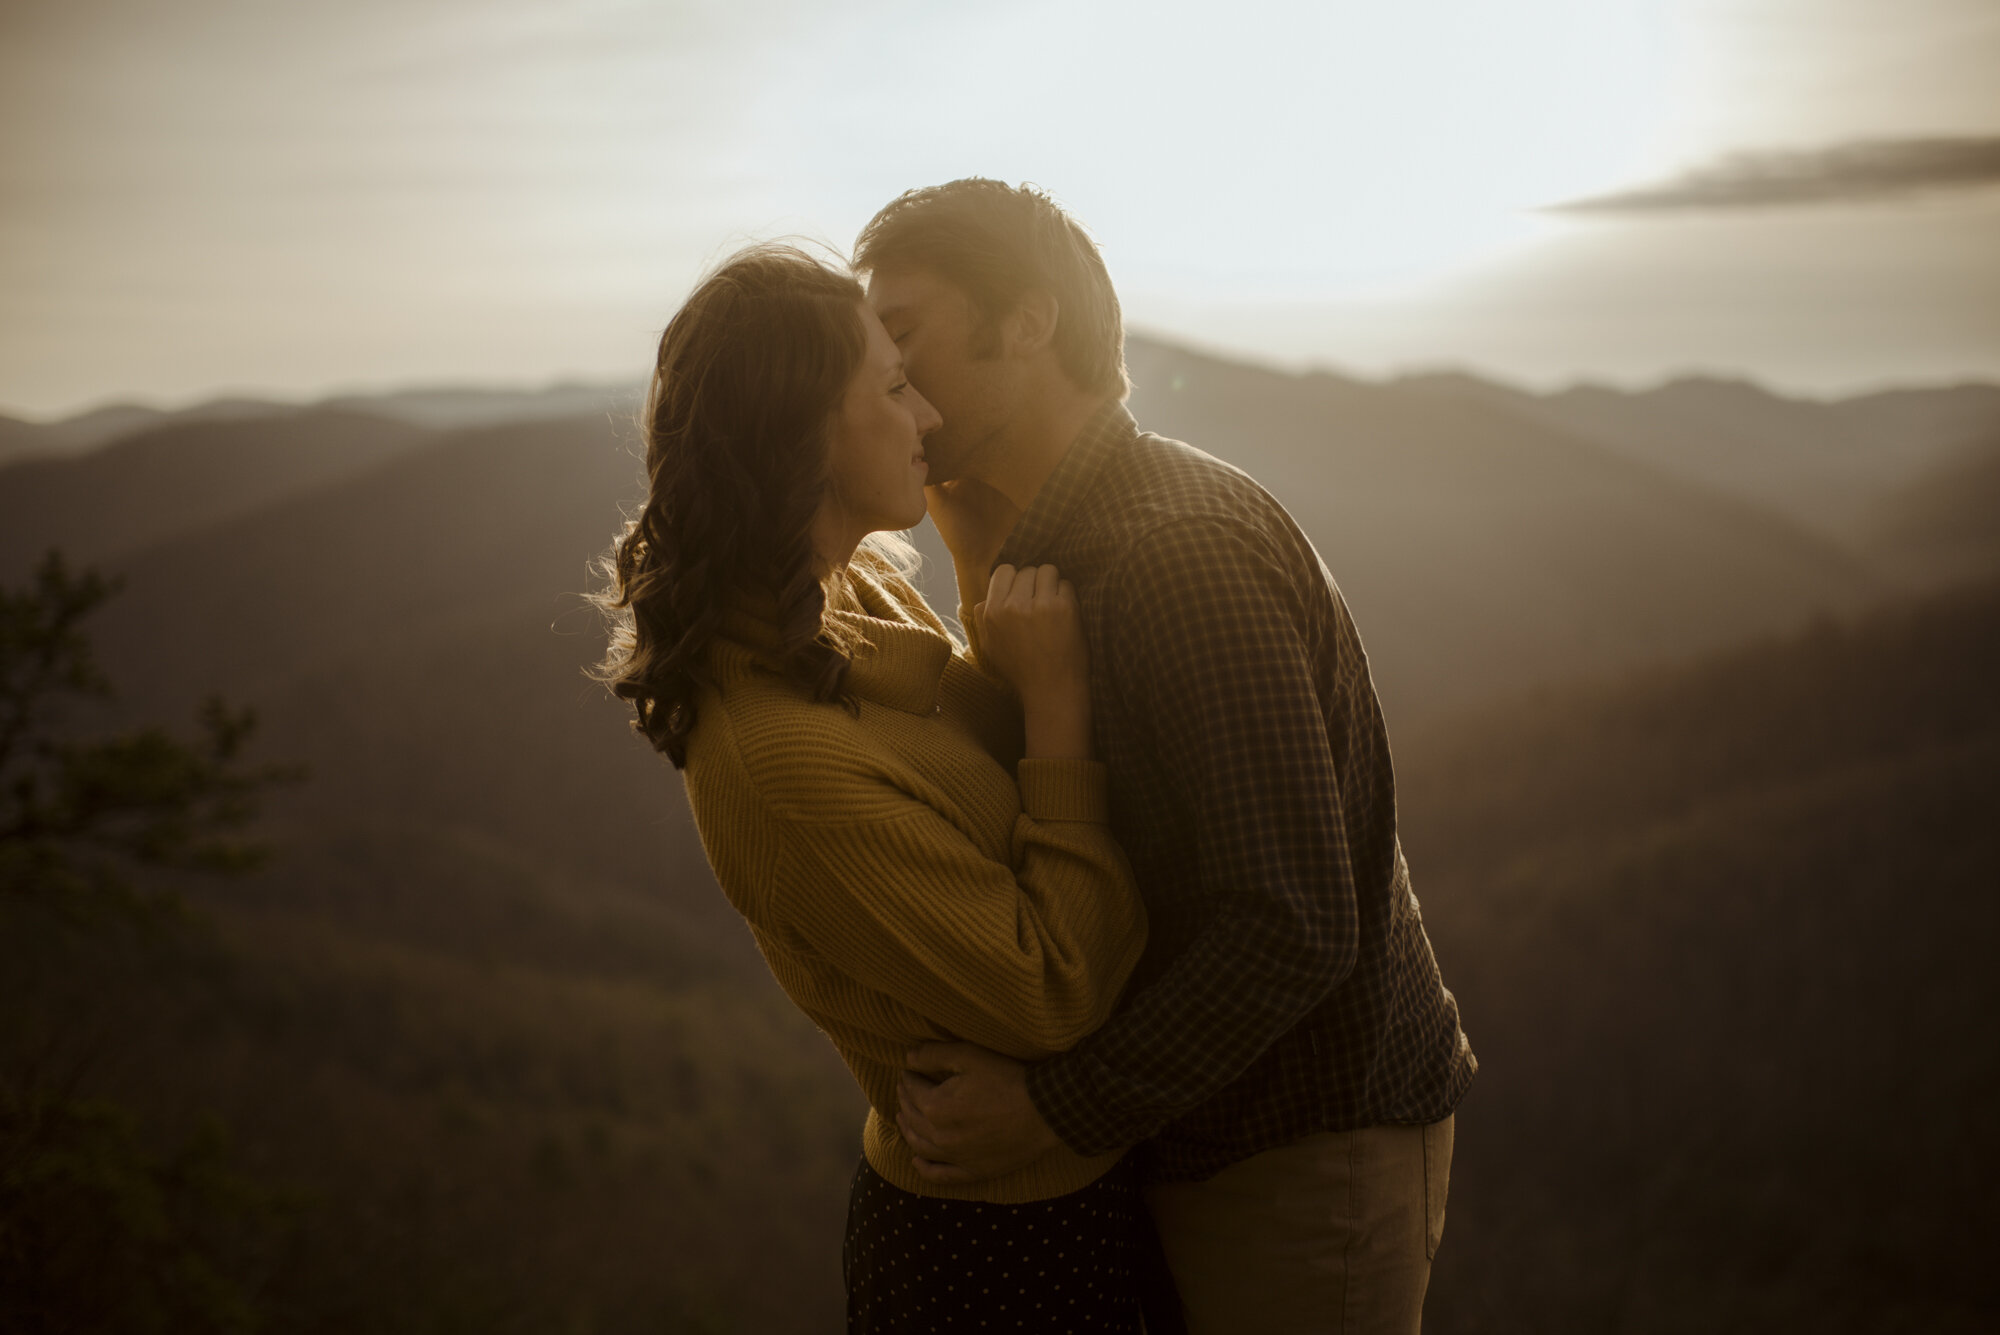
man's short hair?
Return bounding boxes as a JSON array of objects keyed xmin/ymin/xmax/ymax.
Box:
[{"xmin": 854, "ymin": 179, "xmax": 1129, "ymax": 400}]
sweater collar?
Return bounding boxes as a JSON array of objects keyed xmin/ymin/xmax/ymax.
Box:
[{"xmin": 718, "ymin": 565, "xmax": 950, "ymax": 716}]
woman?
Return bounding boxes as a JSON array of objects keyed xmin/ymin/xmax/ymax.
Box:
[{"xmin": 594, "ymin": 243, "xmax": 1151, "ymax": 1331}]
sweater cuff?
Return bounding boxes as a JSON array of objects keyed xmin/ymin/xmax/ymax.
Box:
[{"xmin": 1016, "ymin": 758, "xmax": 1110, "ymax": 824}]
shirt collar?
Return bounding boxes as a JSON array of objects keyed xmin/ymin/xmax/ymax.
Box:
[{"xmin": 997, "ymin": 398, "xmax": 1139, "ymax": 569}]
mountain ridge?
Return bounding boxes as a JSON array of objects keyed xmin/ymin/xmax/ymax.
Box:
[
  {"xmin": 1121, "ymin": 337, "xmax": 1881, "ymax": 722},
  {"xmin": 3, "ymin": 333, "xmax": 1994, "ymax": 1328},
  {"xmin": 0, "ymin": 408, "xmax": 436, "ymax": 574},
  {"xmin": 1399, "ymin": 578, "xmax": 2000, "ymax": 1331}
]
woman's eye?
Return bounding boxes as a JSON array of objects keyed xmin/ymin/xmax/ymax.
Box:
[{"xmin": 890, "ymin": 381, "xmax": 908, "ymax": 396}]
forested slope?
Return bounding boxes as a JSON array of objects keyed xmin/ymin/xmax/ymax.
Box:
[{"xmin": 1402, "ymin": 580, "xmax": 2000, "ymax": 1333}]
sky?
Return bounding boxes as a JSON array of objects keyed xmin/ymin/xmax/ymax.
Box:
[{"xmin": 2, "ymin": 0, "xmax": 1997, "ymax": 418}]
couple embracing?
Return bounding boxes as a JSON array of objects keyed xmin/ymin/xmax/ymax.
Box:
[{"xmin": 596, "ymin": 179, "xmax": 1477, "ymax": 1333}]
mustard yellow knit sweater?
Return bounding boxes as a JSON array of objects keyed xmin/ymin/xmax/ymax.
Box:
[{"xmin": 680, "ymin": 556, "xmax": 1148, "ymax": 1203}]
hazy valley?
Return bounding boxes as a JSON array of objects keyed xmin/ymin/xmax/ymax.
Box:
[{"xmin": 3, "ymin": 338, "xmax": 1996, "ymax": 1332}]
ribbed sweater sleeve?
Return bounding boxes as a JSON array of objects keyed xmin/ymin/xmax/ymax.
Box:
[
  {"xmin": 683, "ymin": 566, "xmax": 1149, "ymax": 1201},
  {"xmin": 765, "ymin": 755, "xmax": 1143, "ymax": 1061}
]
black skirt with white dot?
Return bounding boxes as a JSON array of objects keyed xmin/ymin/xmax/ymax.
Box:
[{"xmin": 843, "ymin": 1157, "xmax": 1152, "ymax": 1333}]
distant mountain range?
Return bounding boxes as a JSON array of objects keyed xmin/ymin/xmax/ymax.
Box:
[
  {"xmin": 2, "ymin": 337, "xmax": 1993, "ymax": 909},
  {"xmin": 3, "ymin": 338, "xmax": 1996, "ymax": 1330},
  {"xmin": 1407, "ymin": 369, "xmax": 2000, "ymax": 586},
  {"xmin": 1408, "ymin": 371, "xmax": 2000, "ymax": 527},
  {"xmin": 5, "ymin": 335, "xmax": 1994, "ymax": 922},
  {"xmin": 0, "ymin": 410, "xmax": 433, "ymax": 574},
  {"xmin": 1123, "ymin": 342, "xmax": 1894, "ymax": 723},
  {"xmin": 0, "ymin": 381, "xmax": 640, "ymax": 466},
  {"xmin": 14, "ymin": 343, "xmax": 1990, "ymax": 670}
]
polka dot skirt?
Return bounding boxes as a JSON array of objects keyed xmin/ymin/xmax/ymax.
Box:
[{"xmin": 843, "ymin": 1158, "xmax": 1153, "ymax": 1333}]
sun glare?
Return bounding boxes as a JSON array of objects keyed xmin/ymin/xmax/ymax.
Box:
[{"xmin": 777, "ymin": 0, "xmax": 1672, "ymax": 300}]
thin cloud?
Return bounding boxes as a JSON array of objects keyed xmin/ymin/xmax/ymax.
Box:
[{"xmin": 1549, "ymin": 136, "xmax": 2000, "ymax": 213}]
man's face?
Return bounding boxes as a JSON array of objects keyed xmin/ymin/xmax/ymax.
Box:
[{"xmin": 865, "ymin": 263, "xmax": 1017, "ymax": 485}]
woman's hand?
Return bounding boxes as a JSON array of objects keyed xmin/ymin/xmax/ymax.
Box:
[
  {"xmin": 926, "ymin": 479, "xmax": 1021, "ymax": 610},
  {"xmin": 975, "ymin": 564, "xmax": 1091, "ymax": 760}
]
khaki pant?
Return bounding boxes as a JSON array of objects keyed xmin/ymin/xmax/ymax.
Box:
[{"xmin": 1145, "ymin": 1116, "xmax": 1453, "ymax": 1335}]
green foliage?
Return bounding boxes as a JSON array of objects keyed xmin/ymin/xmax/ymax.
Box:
[
  {"xmin": 0, "ymin": 546, "xmax": 854, "ymax": 1328},
  {"xmin": 1, "ymin": 550, "xmax": 302, "ymax": 1333},
  {"xmin": 0, "ymin": 535, "xmax": 856, "ymax": 1327},
  {"xmin": 0, "ymin": 550, "xmax": 301, "ymax": 926},
  {"xmin": 0, "ymin": 1061, "xmax": 291, "ymax": 1335}
]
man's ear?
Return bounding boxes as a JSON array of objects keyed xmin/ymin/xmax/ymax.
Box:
[{"xmin": 1005, "ymin": 289, "xmax": 1060, "ymax": 359}]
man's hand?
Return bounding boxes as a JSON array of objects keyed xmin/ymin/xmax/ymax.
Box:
[
  {"xmin": 897, "ymin": 1041, "xmax": 1063, "ymax": 1185},
  {"xmin": 926, "ymin": 478, "xmax": 1021, "ymax": 609}
]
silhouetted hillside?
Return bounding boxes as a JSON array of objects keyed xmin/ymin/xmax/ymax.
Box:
[
  {"xmin": 9, "ymin": 350, "xmax": 1997, "ymax": 1329},
  {"xmin": 4, "ymin": 828, "xmax": 861, "ymax": 1333},
  {"xmin": 1431, "ymin": 371, "xmax": 2000, "ymax": 543},
  {"xmin": 1865, "ymin": 434, "xmax": 2000, "ymax": 585},
  {"xmin": 81, "ymin": 413, "xmax": 730, "ymax": 933},
  {"xmin": 0, "ymin": 413, "xmax": 47, "ymax": 462},
  {"xmin": 44, "ymin": 354, "xmax": 1890, "ymax": 909},
  {"xmin": 6, "ymin": 412, "xmax": 865, "ymax": 1329},
  {"xmin": 0, "ymin": 383, "xmax": 636, "ymax": 468},
  {"xmin": 1123, "ymin": 338, "xmax": 1876, "ymax": 723},
  {"xmin": 0, "ymin": 404, "xmax": 172, "ymax": 464},
  {"xmin": 17, "ymin": 560, "xmax": 1992, "ymax": 1330},
  {"xmin": 1399, "ymin": 580, "xmax": 2000, "ymax": 1333},
  {"xmin": 0, "ymin": 409, "xmax": 434, "ymax": 574},
  {"xmin": 320, "ymin": 381, "xmax": 639, "ymax": 430},
  {"xmin": 0, "ymin": 398, "xmax": 307, "ymax": 465}
]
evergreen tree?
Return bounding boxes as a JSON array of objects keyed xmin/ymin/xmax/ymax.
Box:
[{"xmin": 1, "ymin": 551, "xmax": 300, "ymax": 1333}]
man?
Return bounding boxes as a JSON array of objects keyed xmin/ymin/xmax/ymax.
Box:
[{"xmin": 856, "ymin": 179, "xmax": 1476, "ymax": 1333}]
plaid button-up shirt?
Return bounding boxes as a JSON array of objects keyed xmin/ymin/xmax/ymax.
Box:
[{"xmin": 1002, "ymin": 401, "xmax": 1476, "ymax": 1183}]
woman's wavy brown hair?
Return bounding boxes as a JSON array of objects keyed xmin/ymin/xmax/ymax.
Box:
[{"xmin": 592, "ymin": 243, "xmax": 873, "ymax": 767}]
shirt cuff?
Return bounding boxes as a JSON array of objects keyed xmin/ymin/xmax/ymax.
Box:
[
  {"xmin": 1015, "ymin": 759, "xmax": 1110, "ymax": 824},
  {"xmin": 1026, "ymin": 1050, "xmax": 1132, "ymax": 1158}
]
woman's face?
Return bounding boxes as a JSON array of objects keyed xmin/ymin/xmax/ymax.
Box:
[{"xmin": 814, "ymin": 303, "xmax": 942, "ymax": 564}]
